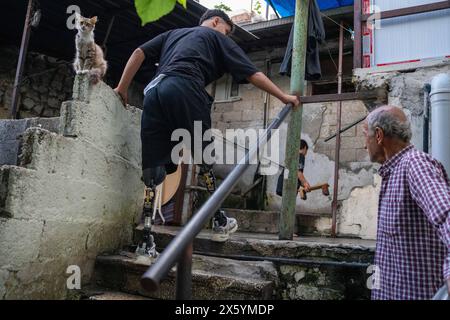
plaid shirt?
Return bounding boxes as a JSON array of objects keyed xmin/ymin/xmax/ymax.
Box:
[{"xmin": 372, "ymin": 145, "xmax": 450, "ymax": 300}]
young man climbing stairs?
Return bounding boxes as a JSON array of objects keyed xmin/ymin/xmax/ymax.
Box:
[{"xmin": 114, "ymin": 9, "xmax": 300, "ymax": 256}]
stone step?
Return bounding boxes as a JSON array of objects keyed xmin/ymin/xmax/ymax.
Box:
[
  {"xmin": 136, "ymin": 225, "xmax": 375, "ymax": 264},
  {"xmin": 81, "ymin": 287, "xmax": 152, "ymax": 300},
  {"xmin": 131, "ymin": 225, "xmax": 375, "ymax": 299},
  {"xmin": 93, "ymin": 252, "xmax": 277, "ymax": 300},
  {"xmin": 223, "ymin": 208, "xmax": 332, "ymax": 234}
]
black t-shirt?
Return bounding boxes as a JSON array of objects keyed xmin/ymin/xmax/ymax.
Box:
[
  {"xmin": 139, "ymin": 26, "xmax": 259, "ymax": 87},
  {"xmin": 276, "ymin": 154, "xmax": 305, "ymax": 196}
]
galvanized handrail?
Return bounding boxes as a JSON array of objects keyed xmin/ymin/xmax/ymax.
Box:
[
  {"xmin": 140, "ymin": 103, "xmax": 293, "ymax": 297},
  {"xmin": 432, "ymin": 284, "xmax": 449, "ymax": 300}
]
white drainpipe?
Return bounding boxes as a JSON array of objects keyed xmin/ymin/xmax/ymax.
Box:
[{"xmin": 430, "ymin": 73, "xmax": 450, "ymax": 174}]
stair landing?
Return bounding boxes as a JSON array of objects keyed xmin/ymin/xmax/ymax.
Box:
[{"xmin": 142, "ymin": 225, "xmax": 375, "ymax": 264}]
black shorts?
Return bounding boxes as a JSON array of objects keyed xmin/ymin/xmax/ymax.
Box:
[{"xmin": 141, "ymin": 76, "xmax": 214, "ymax": 170}]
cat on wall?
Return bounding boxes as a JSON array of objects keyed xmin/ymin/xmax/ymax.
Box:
[{"xmin": 73, "ymin": 13, "xmax": 107, "ymax": 84}]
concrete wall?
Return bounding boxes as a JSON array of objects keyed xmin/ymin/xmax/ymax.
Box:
[
  {"xmin": 0, "ymin": 75, "xmax": 143, "ymax": 299},
  {"xmin": 340, "ymin": 61, "xmax": 450, "ymax": 238},
  {"xmin": 211, "ymin": 56, "xmax": 378, "ymax": 239},
  {"xmin": 354, "ymin": 60, "xmax": 450, "ymax": 151}
]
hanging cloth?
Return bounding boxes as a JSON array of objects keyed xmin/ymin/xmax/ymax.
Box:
[{"xmin": 279, "ymin": 0, "xmax": 326, "ymax": 80}]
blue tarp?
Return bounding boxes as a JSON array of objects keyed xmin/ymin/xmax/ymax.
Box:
[{"xmin": 266, "ymin": 0, "xmax": 354, "ymax": 17}]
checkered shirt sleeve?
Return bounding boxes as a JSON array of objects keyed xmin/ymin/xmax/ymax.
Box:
[{"xmin": 407, "ymin": 153, "xmax": 450, "ymax": 279}]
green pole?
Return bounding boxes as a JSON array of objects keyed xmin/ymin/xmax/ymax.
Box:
[{"xmin": 279, "ymin": 0, "xmax": 309, "ymax": 240}]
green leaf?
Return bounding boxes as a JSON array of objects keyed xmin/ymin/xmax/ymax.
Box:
[
  {"xmin": 134, "ymin": 0, "xmax": 177, "ymax": 26},
  {"xmin": 177, "ymin": 0, "xmax": 187, "ymax": 9}
]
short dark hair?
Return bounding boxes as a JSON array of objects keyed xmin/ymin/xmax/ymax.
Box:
[
  {"xmin": 199, "ymin": 9, "xmax": 234, "ymax": 32},
  {"xmin": 300, "ymin": 139, "xmax": 309, "ymax": 150}
]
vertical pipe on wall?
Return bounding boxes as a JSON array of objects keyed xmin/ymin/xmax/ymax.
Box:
[
  {"xmin": 353, "ymin": 0, "xmax": 362, "ymax": 69},
  {"xmin": 10, "ymin": 0, "xmax": 34, "ymax": 119},
  {"xmin": 423, "ymin": 83, "xmax": 431, "ymax": 154},
  {"xmin": 331, "ymin": 22, "xmax": 345, "ymax": 238},
  {"xmin": 279, "ymin": 0, "xmax": 310, "ymax": 240},
  {"xmin": 430, "ymin": 73, "xmax": 450, "ymax": 174}
]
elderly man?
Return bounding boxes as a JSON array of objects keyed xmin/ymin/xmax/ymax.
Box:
[{"xmin": 363, "ymin": 105, "xmax": 450, "ymax": 300}]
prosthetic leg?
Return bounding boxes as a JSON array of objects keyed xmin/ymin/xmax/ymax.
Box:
[
  {"xmin": 136, "ymin": 166, "xmax": 166, "ymax": 257},
  {"xmin": 198, "ymin": 164, "xmax": 228, "ymax": 227}
]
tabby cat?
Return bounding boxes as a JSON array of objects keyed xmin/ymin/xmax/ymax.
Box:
[{"xmin": 73, "ymin": 13, "xmax": 107, "ymax": 83}]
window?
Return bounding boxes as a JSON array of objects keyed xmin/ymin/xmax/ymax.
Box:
[{"xmin": 214, "ymin": 74, "xmax": 240, "ymax": 101}]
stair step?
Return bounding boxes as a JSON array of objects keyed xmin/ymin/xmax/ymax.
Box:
[
  {"xmin": 138, "ymin": 225, "xmax": 375, "ymax": 264},
  {"xmin": 82, "ymin": 288, "xmax": 152, "ymax": 300},
  {"xmin": 93, "ymin": 253, "xmax": 277, "ymax": 300},
  {"xmin": 179, "ymin": 208, "xmax": 331, "ymax": 235},
  {"xmin": 224, "ymin": 208, "xmax": 279, "ymax": 233},
  {"xmin": 0, "ymin": 117, "xmax": 60, "ymax": 166}
]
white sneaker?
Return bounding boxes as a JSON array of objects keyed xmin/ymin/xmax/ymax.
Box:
[{"xmin": 211, "ymin": 216, "xmax": 238, "ymax": 242}]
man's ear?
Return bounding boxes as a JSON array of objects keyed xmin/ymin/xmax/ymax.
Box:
[{"xmin": 375, "ymin": 127, "xmax": 384, "ymax": 144}]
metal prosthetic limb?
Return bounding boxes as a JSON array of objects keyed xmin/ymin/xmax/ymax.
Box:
[
  {"xmin": 199, "ymin": 165, "xmax": 227, "ymax": 224},
  {"xmin": 136, "ymin": 167, "xmax": 166, "ymax": 258},
  {"xmin": 135, "ymin": 185, "xmax": 158, "ymax": 257},
  {"xmin": 199, "ymin": 164, "xmax": 216, "ymax": 194}
]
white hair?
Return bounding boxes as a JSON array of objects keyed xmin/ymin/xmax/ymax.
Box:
[{"xmin": 367, "ymin": 107, "xmax": 412, "ymax": 142}]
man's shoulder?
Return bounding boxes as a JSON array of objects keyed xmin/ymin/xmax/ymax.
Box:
[
  {"xmin": 403, "ymin": 146, "xmax": 446, "ymax": 176},
  {"xmin": 405, "ymin": 147, "xmax": 435, "ymax": 165}
]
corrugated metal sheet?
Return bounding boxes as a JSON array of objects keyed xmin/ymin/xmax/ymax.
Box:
[{"xmin": 370, "ymin": 1, "xmax": 450, "ymax": 66}]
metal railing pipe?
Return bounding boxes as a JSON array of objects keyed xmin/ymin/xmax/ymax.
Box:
[
  {"xmin": 175, "ymin": 241, "xmax": 193, "ymax": 299},
  {"xmin": 141, "ymin": 104, "xmax": 293, "ymax": 292}
]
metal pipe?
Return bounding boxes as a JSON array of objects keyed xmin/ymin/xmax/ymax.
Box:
[
  {"xmin": 241, "ymin": 177, "xmax": 263, "ymax": 197},
  {"xmin": 353, "ymin": 0, "xmax": 362, "ymax": 69},
  {"xmin": 192, "ymin": 251, "xmax": 372, "ymax": 268},
  {"xmin": 10, "ymin": 0, "xmax": 34, "ymax": 119},
  {"xmin": 185, "ymin": 185, "xmax": 208, "ymax": 192},
  {"xmin": 263, "ymin": 59, "xmax": 271, "ymax": 129},
  {"xmin": 423, "ymin": 83, "xmax": 431, "ymax": 153},
  {"xmin": 141, "ymin": 104, "xmax": 293, "ymax": 293},
  {"xmin": 101, "ymin": 15, "xmax": 116, "ymax": 58},
  {"xmin": 279, "ymin": 0, "xmax": 309, "ymax": 240},
  {"xmin": 324, "ymin": 115, "xmax": 367, "ymax": 142},
  {"xmin": 430, "ymin": 73, "xmax": 450, "ymax": 174},
  {"xmin": 432, "ymin": 284, "xmax": 449, "ymax": 300},
  {"xmin": 176, "ymin": 241, "xmax": 193, "ymax": 299},
  {"xmin": 331, "ymin": 22, "xmax": 345, "ymax": 238},
  {"xmin": 266, "ymin": 0, "xmax": 281, "ymax": 19}
]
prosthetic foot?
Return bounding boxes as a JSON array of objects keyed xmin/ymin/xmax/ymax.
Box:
[
  {"xmin": 135, "ymin": 166, "xmax": 167, "ymax": 258},
  {"xmin": 135, "ymin": 186, "xmax": 158, "ymax": 258}
]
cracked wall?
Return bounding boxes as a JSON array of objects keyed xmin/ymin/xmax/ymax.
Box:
[
  {"xmin": 354, "ymin": 61, "xmax": 450, "ymax": 151},
  {"xmin": 0, "ymin": 75, "xmax": 143, "ymax": 299},
  {"xmin": 211, "ymin": 59, "xmax": 378, "ymax": 239}
]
